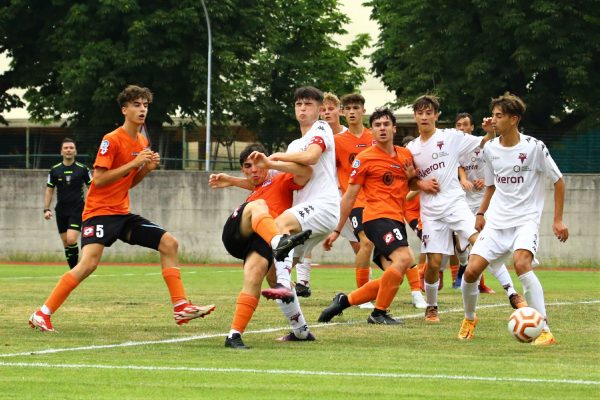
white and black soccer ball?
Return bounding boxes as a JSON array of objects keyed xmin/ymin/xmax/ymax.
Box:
[{"xmin": 507, "ymin": 307, "xmax": 544, "ymax": 343}]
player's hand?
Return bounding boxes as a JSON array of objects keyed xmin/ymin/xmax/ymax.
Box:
[
  {"xmin": 475, "ymin": 214, "xmax": 486, "ymax": 232},
  {"xmin": 481, "ymin": 117, "xmax": 495, "ymax": 134},
  {"xmin": 208, "ymin": 173, "xmax": 232, "ymax": 188},
  {"xmin": 552, "ymin": 221, "xmax": 569, "ymax": 242},
  {"xmin": 460, "ymin": 179, "xmax": 474, "ymax": 192},
  {"xmin": 403, "ymin": 161, "xmax": 417, "ymax": 180},
  {"xmin": 473, "ymin": 179, "xmax": 485, "ymax": 191},
  {"xmin": 44, "ymin": 210, "xmax": 53, "ymax": 220},
  {"xmin": 268, "ymin": 152, "xmax": 286, "ymax": 162},
  {"xmin": 418, "ymin": 178, "xmax": 440, "ymax": 194},
  {"xmin": 133, "ymin": 149, "xmax": 154, "ymax": 168},
  {"xmin": 323, "ymin": 231, "xmax": 340, "ymax": 251},
  {"xmin": 249, "ymin": 151, "xmax": 271, "ymax": 169},
  {"xmin": 145, "ymin": 151, "xmax": 160, "ymax": 171}
]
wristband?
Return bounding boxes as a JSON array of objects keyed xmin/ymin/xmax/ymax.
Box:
[
  {"xmin": 43, "ymin": 208, "xmax": 51, "ymax": 213},
  {"xmin": 476, "ymin": 212, "xmax": 484, "ymax": 216},
  {"xmin": 333, "ymin": 230, "xmax": 341, "ymax": 235}
]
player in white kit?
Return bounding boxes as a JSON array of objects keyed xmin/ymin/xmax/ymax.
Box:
[
  {"xmin": 262, "ymin": 86, "xmax": 340, "ymax": 305},
  {"xmin": 457, "ymin": 93, "xmax": 568, "ymax": 346},
  {"xmin": 406, "ymin": 95, "xmax": 497, "ymax": 322}
]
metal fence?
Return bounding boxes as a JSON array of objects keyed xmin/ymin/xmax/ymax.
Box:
[{"xmin": 1, "ymin": 126, "xmax": 598, "ymax": 173}]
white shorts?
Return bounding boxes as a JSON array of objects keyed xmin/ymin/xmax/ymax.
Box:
[
  {"xmin": 288, "ymin": 200, "xmax": 339, "ymax": 260},
  {"xmin": 340, "ymin": 217, "xmax": 358, "ymax": 242},
  {"xmin": 470, "ymin": 220, "xmax": 540, "ymax": 265},
  {"xmin": 421, "ymin": 204, "xmax": 477, "ymax": 255}
]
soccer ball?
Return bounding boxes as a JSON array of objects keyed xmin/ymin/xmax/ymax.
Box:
[{"xmin": 507, "ymin": 307, "xmax": 544, "ymax": 342}]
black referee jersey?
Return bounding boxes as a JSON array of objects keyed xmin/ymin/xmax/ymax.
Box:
[{"xmin": 47, "ymin": 161, "xmax": 92, "ymax": 215}]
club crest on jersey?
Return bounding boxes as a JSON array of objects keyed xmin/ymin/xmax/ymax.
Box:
[
  {"xmin": 474, "ymin": 148, "xmax": 481, "ymax": 156},
  {"xmin": 82, "ymin": 226, "xmax": 95, "ymax": 238},
  {"xmin": 352, "ymin": 159, "xmax": 360, "ymax": 168},
  {"xmin": 437, "ymin": 140, "xmax": 444, "ymax": 150},
  {"xmin": 382, "ymin": 171, "xmax": 394, "ymax": 186},
  {"xmin": 383, "ymin": 232, "xmax": 395, "ymax": 245},
  {"xmin": 518, "ymin": 153, "xmax": 527, "ymax": 164},
  {"xmin": 99, "ymin": 140, "xmax": 110, "ymax": 155},
  {"xmin": 261, "ymin": 179, "xmax": 272, "ymax": 188}
]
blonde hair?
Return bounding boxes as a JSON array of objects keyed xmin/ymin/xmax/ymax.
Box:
[{"xmin": 323, "ymin": 92, "xmax": 341, "ymax": 107}]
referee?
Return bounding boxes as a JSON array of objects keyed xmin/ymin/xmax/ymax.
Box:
[{"xmin": 43, "ymin": 138, "xmax": 92, "ymax": 269}]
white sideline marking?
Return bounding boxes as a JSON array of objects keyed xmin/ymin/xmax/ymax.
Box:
[
  {"xmin": 0, "ymin": 361, "xmax": 597, "ymax": 386},
  {"xmin": 0, "ymin": 270, "xmax": 229, "ymax": 281},
  {"xmin": 2, "ymin": 300, "xmax": 598, "ymax": 359}
]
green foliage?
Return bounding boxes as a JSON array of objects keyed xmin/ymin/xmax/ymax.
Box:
[
  {"xmin": 366, "ymin": 0, "xmax": 600, "ymax": 130},
  {"xmin": 0, "ymin": 0, "xmax": 368, "ymax": 150}
]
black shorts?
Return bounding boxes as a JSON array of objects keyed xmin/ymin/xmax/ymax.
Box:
[
  {"xmin": 363, "ymin": 218, "xmax": 409, "ymax": 270},
  {"xmin": 55, "ymin": 212, "xmax": 83, "ymax": 234},
  {"xmin": 408, "ymin": 218, "xmax": 422, "ymax": 240},
  {"xmin": 222, "ymin": 203, "xmax": 273, "ymax": 265},
  {"xmin": 81, "ymin": 214, "xmax": 166, "ymax": 250},
  {"xmin": 349, "ymin": 207, "xmax": 365, "ymax": 238}
]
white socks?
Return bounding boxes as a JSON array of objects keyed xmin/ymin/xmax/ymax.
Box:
[
  {"xmin": 275, "ymin": 250, "xmax": 294, "ymax": 289},
  {"xmin": 296, "ymin": 257, "xmax": 312, "ymax": 286},
  {"xmin": 488, "ymin": 260, "xmax": 517, "ymax": 297},
  {"xmin": 276, "ymin": 291, "xmax": 309, "ymax": 338},
  {"xmin": 519, "ymin": 270, "xmax": 548, "ymax": 329},
  {"xmin": 461, "ymin": 279, "xmax": 480, "ymax": 320},
  {"xmin": 424, "ymin": 280, "xmax": 439, "ymax": 307}
]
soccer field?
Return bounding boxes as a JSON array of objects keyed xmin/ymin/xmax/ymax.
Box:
[{"xmin": 0, "ymin": 264, "xmax": 598, "ymax": 399}]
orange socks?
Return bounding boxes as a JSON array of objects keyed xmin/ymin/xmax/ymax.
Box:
[
  {"xmin": 374, "ymin": 268, "xmax": 403, "ymax": 310},
  {"xmin": 450, "ymin": 264, "xmax": 459, "ymax": 283},
  {"xmin": 252, "ymin": 214, "xmax": 279, "ymax": 245},
  {"xmin": 348, "ymin": 278, "xmax": 380, "ymax": 305},
  {"xmin": 355, "ymin": 267, "xmax": 370, "ymax": 288},
  {"xmin": 405, "ymin": 265, "xmax": 420, "ymax": 292},
  {"xmin": 44, "ymin": 271, "xmax": 80, "ymax": 313},
  {"xmin": 162, "ymin": 267, "xmax": 187, "ymax": 305},
  {"xmin": 231, "ymin": 292, "xmax": 259, "ymax": 333}
]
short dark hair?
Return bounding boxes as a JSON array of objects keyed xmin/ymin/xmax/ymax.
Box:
[
  {"xmin": 490, "ymin": 92, "xmax": 526, "ymax": 119},
  {"xmin": 61, "ymin": 137, "xmax": 75, "ymax": 146},
  {"xmin": 293, "ymin": 86, "xmax": 324, "ymax": 103},
  {"xmin": 401, "ymin": 136, "xmax": 415, "ymax": 147},
  {"xmin": 412, "ymin": 94, "xmax": 440, "ymax": 113},
  {"xmin": 117, "ymin": 85, "xmax": 153, "ymax": 107},
  {"xmin": 454, "ymin": 112, "xmax": 474, "ymax": 126},
  {"xmin": 341, "ymin": 93, "xmax": 366, "ymax": 107},
  {"xmin": 239, "ymin": 143, "xmax": 268, "ymax": 166},
  {"xmin": 369, "ymin": 107, "xmax": 396, "ymax": 126}
]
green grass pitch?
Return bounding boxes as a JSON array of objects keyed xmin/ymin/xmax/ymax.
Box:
[{"xmin": 0, "ymin": 263, "xmax": 598, "ymax": 399}]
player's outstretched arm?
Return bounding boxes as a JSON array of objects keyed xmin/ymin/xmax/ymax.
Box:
[
  {"xmin": 479, "ymin": 117, "xmax": 497, "ymax": 147},
  {"xmin": 249, "ymin": 151, "xmax": 312, "ymax": 186},
  {"xmin": 323, "ymin": 183, "xmax": 360, "ymax": 251},
  {"xmin": 552, "ymin": 177, "xmax": 569, "ymax": 242},
  {"xmin": 208, "ymin": 173, "xmax": 253, "ymax": 191},
  {"xmin": 269, "ymin": 143, "xmax": 323, "ymax": 166}
]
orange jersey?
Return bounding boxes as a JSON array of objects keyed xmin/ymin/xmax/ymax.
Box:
[
  {"xmin": 334, "ymin": 127, "xmax": 374, "ymax": 208},
  {"xmin": 83, "ymin": 127, "xmax": 149, "ymax": 221},
  {"xmin": 246, "ymin": 172, "xmax": 302, "ymax": 217},
  {"xmin": 404, "ymin": 192, "xmax": 421, "ymax": 226},
  {"xmin": 349, "ymin": 145, "xmax": 413, "ymax": 223}
]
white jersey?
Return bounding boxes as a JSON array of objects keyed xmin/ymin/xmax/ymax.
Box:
[
  {"xmin": 459, "ymin": 146, "xmax": 485, "ymax": 210},
  {"xmin": 407, "ymin": 128, "xmax": 481, "ymax": 220},
  {"xmin": 287, "ymin": 120, "xmax": 339, "ymax": 206},
  {"xmin": 482, "ymin": 133, "xmax": 562, "ymax": 229}
]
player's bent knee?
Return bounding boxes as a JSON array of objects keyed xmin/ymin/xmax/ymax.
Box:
[{"xmin": 159, "ymin": 233, "xmax": 179, "ymax": 254}]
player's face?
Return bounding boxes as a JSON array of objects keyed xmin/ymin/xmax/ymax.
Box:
[
  {"xmin": 241, "ymin": 157, "xmax": 268, "ymax": 186},
  {"xmin": 295, "ymin": 98, "xmax": 321, "ymax": 126},
  {"xmin": 342, "ymin": 103, "xmax": 365, "ymax": 126},
  {"xmin": 60, "ymin": 142, "xmax": 76, "ymax": 160},
  {"xmin": 491, "ymin": 106, "xmax": 518, "ymax": 135},
  {"xmin": 371, "ymin": 116, "xmax": 396, "ymax": 144},
  {"xmin": 122, "ymin": 97, "xmax": 149, "ymax": 126},
  {"xmin": 320, "ymin": 101, "xmax": 341, "ymax": 125},
  {"xmin": 413, "ymin": 106, "xmax": 439, "ymax": 133},
  {"xmin": 455, "ymin": 117, "xmax": 474, "ymax": 134}
]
